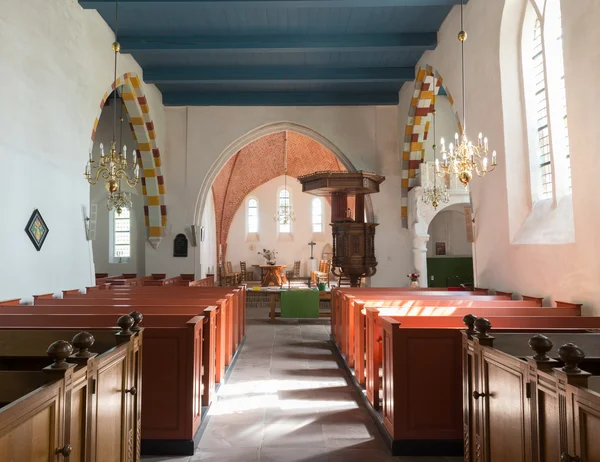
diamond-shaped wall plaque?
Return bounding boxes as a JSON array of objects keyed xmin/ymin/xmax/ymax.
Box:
[{"xmin": 25, "ymin": 209, "xmax": 49, "ymax": 251}]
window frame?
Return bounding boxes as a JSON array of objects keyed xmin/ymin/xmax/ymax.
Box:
[
  {"xmin": 311, "ymin": 197, "xmax": 323, "ymax": 233},
  {"xmin": 277, "ymin": 187, "xmax": 292, "ymax": 234},
  {"xmin": 109, "ymin": 208, "xmax": 132, "ymax": 264},
  {"xmin": 521, "ymin": 0, "xmax": 571, "ymax": 205},
  {"xmin": 247, "ymin": 197, "xmax": 259, "ymax": 234}
]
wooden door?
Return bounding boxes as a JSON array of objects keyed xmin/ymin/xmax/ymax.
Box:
[
  {"xmin": 571, "ymin": 386, "xmax": 600, "ymax": 462},
  {"xmin": 131, "ymin": 337, "xmax": 143, "ymax": 462},
  {"xmin": 462, "ymin": 336, "xmax": 476, "ymax": 462},
  {"xmin": 531, "ymin": 371, "xmax": 562, "ymax": 462},
  {"xmin": 0, "ymin": 381, "xmax": 64, "ymax": 462},
  {"xmin": 92, "ymin": 348, "xmax": 131, "ymax": 462},
  {"xmin": 479, "ymin": 350, "xmax": 528, "ymax": 462}
]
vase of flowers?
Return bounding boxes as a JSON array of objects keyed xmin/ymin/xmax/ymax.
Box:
[
  {"xmin": 407, "ymin": 272, "xmax": 420, "ymax": 288},
  {"xmin": 258, "ymin": 248, "xmax": 278, "ymax": 265}
]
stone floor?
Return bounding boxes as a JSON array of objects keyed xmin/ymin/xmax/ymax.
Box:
[{"xmin": 143, "ymin": 307, "xmax": 463, "ymax": 462}]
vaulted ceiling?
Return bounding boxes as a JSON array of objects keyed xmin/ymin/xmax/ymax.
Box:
[
  {"xmin": 212, "ymin": 131, "xmax": 344, "ymax": 246},
  {"xmin": 80, "ymin": 0, "xmax": 462, "ymax": 106}
]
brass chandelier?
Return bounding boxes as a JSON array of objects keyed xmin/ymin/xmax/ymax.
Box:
[
  {"xmin": 84, "ymin": 0, "xmax": 139, "ymax": 211},
  {"xmin": 423, "ymin": 108, "xmax": 449, "ymax": 210},
  {"xmin": 273, "ymin": 131, "xmax": 296, "ymax": 226},
  {"xmin": 436, "ymin": 0, "xmax": 497, "ymax": 187}
]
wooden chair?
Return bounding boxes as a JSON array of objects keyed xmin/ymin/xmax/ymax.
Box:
[
  {"xmin": 286, "ymin": 261, "xmax": 301, "ymax": 280},
  {"xmin": 226, "ymin": 262, "xmax": 240, "ymax": 285},
  {"xmin": 239, "ymin": 261, "xmax": 252, "ymax": 282},
  {"xmin": 286, "ymin": 261, "xmax": 307, "ymax": 288},
  {"xmin": 312, "ymin": 260, "xmax": 331, "ymax": 287},
  {"xmin": 219, "ymin": 263, "xmax": 237, "ymax": 286}
]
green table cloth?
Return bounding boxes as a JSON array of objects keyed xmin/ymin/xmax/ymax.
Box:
[{"xmin": 280, "ymin": 290, "xmax": 320, "ymax": 318}]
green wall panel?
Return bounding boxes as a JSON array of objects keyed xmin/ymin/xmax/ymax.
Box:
[{"xmin": 427, "ymin": 257, "xmax": 474, "ymax": 288}]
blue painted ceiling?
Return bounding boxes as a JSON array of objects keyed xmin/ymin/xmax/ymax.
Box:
[{"xmin": 79, "ymin": 0, "xmax": 462, "ymax": 106}]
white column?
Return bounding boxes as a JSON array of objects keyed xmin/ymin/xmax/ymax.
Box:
[{"xmin": 413, "ymin": 233, "xmax": 430, "ymax": 288}]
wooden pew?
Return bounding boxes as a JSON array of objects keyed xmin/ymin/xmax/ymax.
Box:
[
  {"xmin": 0, "ymin": 312, "xmax": 207, "ymax": 456},
  {"xmin": 331, "ymin": 288, "xmax": 511, "ymax": 348},
  {"xmin": 360, "ymin": 305, "xmax": 580, "ymax": 406},
  {"xmin": 34, "ymin": 296, "xmax": 236, "ymax": 365},
  {"xmin": 339, "ymin": 294, "xmax": 549, "ymax": 372},
  {"xmin": 0, "ymin": 316, "xmax": 140, "ymax": 462},
  {"xmin": 89, "ymin": 285, "xmax": 247, "ymax": 338},
  {"xmin": 366, "ymin": 314, "xmax": 600, "ymax": 456},
  {"xmin": 462, "ymin": 323, "xmax": 600, "ymax": 462}
]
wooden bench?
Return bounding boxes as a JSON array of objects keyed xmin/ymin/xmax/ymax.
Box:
[
  {"xmin": 331, "ymin": 288, "xmax": 510, "ymax": 347},
  {"xmin": 337, "ymin": 292, "xmax": 547, "ymax": 371},
  {"xmin": 0, "ymin": 316, "xmax": 140, "ymax": 461},
  {"xmin": 462, "ymin": 325, "xmax": 600, "ymax": 462},
  {"xmin": 369, "ymin": 314, "xmax": 600, "ymax": 456},
  {"xmin": 41, "ymin": 294, "xmax": 241, "ymax": 359},
  {"xmin": 0, "ymin": 311, "xmax": 208, "ymax": 456}
]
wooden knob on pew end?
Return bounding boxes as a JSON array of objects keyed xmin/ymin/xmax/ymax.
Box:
[
  {"xmin": 47, "ymin": 340, "xmax": 74, "ymax": 369},
  {"xmin": 475, "ymin": 317, "xmax": 492, "ymax": 338},
  {"xmin": 71, "ymin": 332, "xmax": 95, "ymax": 358},
  {"xmin": 558, "ymin": 343, "xmax": 585, "ymax": 374},
  {"xmin": 125, "ymin": 386, "xmax": 137, "ymax": 396},
  {"xmin": 463, "ymin": 314, "xmax": 478, "ymax": 336},
  {"xmin": 55, "ymin": 443, "xmax": 72, "ymax": 457},
  {"xmin": 129, "ymin": 311, "xmax": 143, "ymax": 332},
  {"xmin": 117, "ymin": 315, "xmax": 135, "ymax": 335},
  {"xmin": 529, "ymin": 334, "xmax": 553, "ymax": 361}
]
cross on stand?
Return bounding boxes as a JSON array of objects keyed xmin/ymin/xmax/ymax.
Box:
[{"xmin": 308, "ymin": 241, "xmax": 316, "ymax": 259}]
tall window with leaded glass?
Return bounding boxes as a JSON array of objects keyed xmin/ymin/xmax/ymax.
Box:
[
  {"xmin": 523, "ymin": 0, "xmax": 571, "ymax": 202},
  {"xmin": 247, "ymin": 198, "xmax": 258, "ymax": 233},
  {"xmin": 312, "ymin": 198, "xmax": 323, "ymax": 233},
  {"xmin": 278, "ymin": 189, "xmax": 291, "ymax": 233},
  {"xmin": 113, "ymin": 209, "xmax": 131, "ymax": 260}
]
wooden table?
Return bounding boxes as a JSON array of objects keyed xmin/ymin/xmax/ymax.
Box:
[
  {"xmin": 260, "ymin": 264, "xmax": 289, "ymax": 287},
  {"xmin": 253, "ymin": 289, "xmax": 332, "ymax": 322}
]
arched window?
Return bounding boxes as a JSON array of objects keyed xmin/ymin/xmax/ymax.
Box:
[
  {"xmin": 523, "ymin": 0, "xmax": 571, "ymax": 202},
  {"xmin": 312, "ymin": 198, "xmax": 323, "ymax": 233},
  {"xmin": 278, "ymin": 189, "xmax": 291, "ymax": 233},
  {"xmin": 247, "ymin": 198, "xmax": 258, "ymax": 233},
  {"xmin": 111, "ymin": 209, "xmax": 131, "ymax": 262}
]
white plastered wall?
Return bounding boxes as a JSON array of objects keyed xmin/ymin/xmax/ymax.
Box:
[
  {"xmin": 417, "ymin": 0, "xmax": 600, "ymax": 312},
  {"xmin": 225, "ymin": 176, "xmax": 333, "ymax": 278},
  {"xmin": 0, "ymin": 0, "xmax": 164, "ymax": 300}
]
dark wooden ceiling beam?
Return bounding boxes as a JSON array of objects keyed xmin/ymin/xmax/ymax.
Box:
[
  {"xmin": 119, "ymin": 33, "xmax": 437, "ymax": 52},
  {"xmin": 144, "ymin": 66, "xmax": 415, "ymax": 83},
  {"xmin": 81, "ymin": 0, "xmax": 461, "ymax": 8},
  {"xmin": 162, "ymin": 91, "xmax": 399, "ymax": 106}
]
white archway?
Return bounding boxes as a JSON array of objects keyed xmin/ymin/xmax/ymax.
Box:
[
  {"xmin": 408, "ymin": 185, "xmax": 471, "ymax": 287},
  {"xmin": 193, "ymin": 121, "xmax": 375, "ymax": 227}
]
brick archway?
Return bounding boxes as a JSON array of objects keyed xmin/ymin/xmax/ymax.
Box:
[
  {"xmin": 89, "ymin": 72, "xmax": 166, "ymax": 246},
  {"xmin": 401, "ymin": 65, "xmax": 461, "ymax": 227}
]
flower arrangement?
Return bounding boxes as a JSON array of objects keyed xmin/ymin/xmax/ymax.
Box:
[
  {"xmin": 258, "ymin": 248, "xmax": 278, "ymax": 265},
  {"xmin": 407, "ymin": 273, "xmax": 420, "ymax": 282}
]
